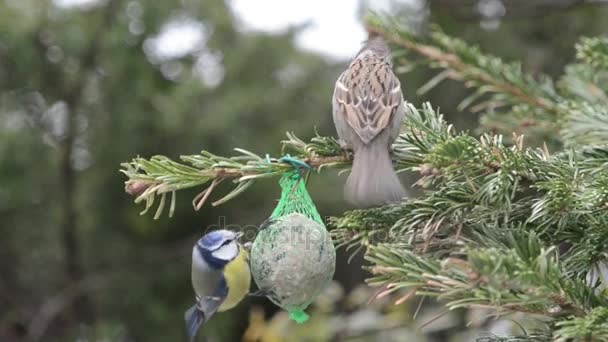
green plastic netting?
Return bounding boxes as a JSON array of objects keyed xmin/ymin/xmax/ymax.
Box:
[
  {"xmin": 270, "ymin": 171, "xmax": 323, "ymax": 224},
  {"xmin": 250, "ymin": 169, "xmax": 336, "ymax": 324}
]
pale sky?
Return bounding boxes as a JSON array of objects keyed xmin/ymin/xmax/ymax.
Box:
[
  {"xmin": 229, "ymin": 0, "xmax": 367, "ymax": 59},
  {"xmin": 229, "ymin": 0, "xmax": 423, "ymax": 59},
  {"xmin": 53, "ymin": 0, "xmax": 418, "ymax": 60}
]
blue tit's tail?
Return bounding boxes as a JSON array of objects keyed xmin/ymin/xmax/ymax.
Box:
[{"xmin": 185, "ymin": 305, "xmax": 205, "ymax": 342}]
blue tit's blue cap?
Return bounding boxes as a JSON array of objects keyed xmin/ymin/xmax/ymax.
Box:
[{"xmin": 198, "ymin": 230, "xmax": 241, "ymax": 251}]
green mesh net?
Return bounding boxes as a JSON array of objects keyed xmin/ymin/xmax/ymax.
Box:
[
  {"xmin": 270, "ymin": 170, "xmax": 323, "ymax": 225},
  {"xmin": 250, "ymin": 169, "xmax": 336, "ymax": 324}
]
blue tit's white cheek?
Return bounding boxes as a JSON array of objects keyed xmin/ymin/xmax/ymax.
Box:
[{"xmin": 211, "ymin": 241, "xmax": 238, "ymax": 261}]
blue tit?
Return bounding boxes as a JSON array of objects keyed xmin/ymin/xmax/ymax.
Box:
[{"xmin": 185, "ymin": 230, "xmax": 251, "ymax": 342}]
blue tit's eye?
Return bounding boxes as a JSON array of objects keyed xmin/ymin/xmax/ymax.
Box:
[{"xmin": 221, "ymin": 239, "xmax": 232, "ymax": 247}]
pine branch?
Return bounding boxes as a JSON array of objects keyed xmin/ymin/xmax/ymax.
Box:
[
  {"xmin": 560, "ymin": 101, "xmax": 608, "ymax": 147},
  {"xmin": 325, "ymin": 103, "xmax": 608, "ymax": 340},
  {"xmin": 323, "ymin": 101, "xmax": 608, "ymax": 342},
  {"xmin": 554, "ymin": 307, "xmax": 608, "ymax": 341},
  {"xmin": 119, "ymin": 103, "xmax": 452, "ymax": 219},
  {"xmin": 331, "ymin": 105, "xmax": 608, "ymax": 291},
  {"xmin": 364, "ymin": 13, "xmax": 562, "ymax": 118},
  {"xmin": 366, "ymin": 233, "xmax": 608, "ymax": 340},
  {"xmin": 476, "ymin": 334, "xmax": 551, "ymax": 342},
  {"xmin": 120, "ymin": 133, "xmax": 348, "ymax": 218},
  {"xmin": 365, "ymin": 13, "xmax": 608, "ymax": 148},
  {"xmin": 365, "ymin": 239, "xmax": 594, "ymax": 317},
  {"xmin": 558, "ymin": 64, "xmax": 608, "ymax": 104}
]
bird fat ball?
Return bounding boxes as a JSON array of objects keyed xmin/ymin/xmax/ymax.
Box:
[{"xmin": 250, "ymin": 213, "xmax": 336, "ymax": 319}]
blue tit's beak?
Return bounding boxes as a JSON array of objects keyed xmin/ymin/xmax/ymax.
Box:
[{"xmin": 235, "ymin": 231, "xmax": 244, "ymax": 241}]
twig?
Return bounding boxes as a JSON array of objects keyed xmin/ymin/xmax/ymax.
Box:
[{"xmin": 193, "ymin": 178, "xmax": 224, "ymax": 210}]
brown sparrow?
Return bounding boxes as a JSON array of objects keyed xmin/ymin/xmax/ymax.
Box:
[{"xmin": 332, "ymin": 37, "xmax": 406, "ymax": 207}]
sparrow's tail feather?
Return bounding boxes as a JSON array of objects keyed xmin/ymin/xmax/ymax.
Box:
[
  {"xmin": 185, "ymin": 305, "xmax": 205, "ymax": 342},
  {"xmin": 345, "ymin": 141, "xmax": 405, "ymax": 208}
]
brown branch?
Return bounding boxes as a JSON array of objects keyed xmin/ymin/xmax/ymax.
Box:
[
  {"xmin": 57, "ymin": 0, "xmax": 120, "ymax": 325},
  {"xmin": 193, "ymin": 177, "xmax": 224, "ymax": 210}
]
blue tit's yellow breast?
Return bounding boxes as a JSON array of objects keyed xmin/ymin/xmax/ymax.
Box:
[{"xmin": 218, "ymin": 246, "xmax": 251, "ymax": 311}]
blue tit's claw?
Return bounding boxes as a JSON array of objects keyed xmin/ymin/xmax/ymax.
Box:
[
  {"xmin": 248, "ymin": 289, "xmax": 277, "ymax": 298},
  {"xmin": 248, "ymin": 288, "xmax": 275, "ymax": 298},
  {"xmin": 258, "ymin": 218, "xmax": 276, "ymax": 231}
]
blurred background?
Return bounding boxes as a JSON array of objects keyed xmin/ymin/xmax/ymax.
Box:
[{"xmin": 1, "ymin": 0, "xmax": 607, "ymax": 341}]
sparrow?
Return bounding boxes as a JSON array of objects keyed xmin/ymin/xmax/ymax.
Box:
[{"xmin": 332, "ymin": 36, "xmax": 406, "ymax": 207}]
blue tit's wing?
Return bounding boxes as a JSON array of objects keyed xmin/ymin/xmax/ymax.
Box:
[{"xmin": 184, "ymin": 277, "xmax": 228, "ymax": 342}]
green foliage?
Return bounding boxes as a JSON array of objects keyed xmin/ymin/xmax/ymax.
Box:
[
  {"xmin": 576, "ymin": 37, "xmax": 608, "ymax": 70},
  {"xmin": 365, "ymin": 12, "xmax": 608, "ymax": 151},
  {"xmin": 365, "ymin": 235, "xmax": 601, "ymax": 317},
  {"xmin": 364, "ymin": 13, "xmax": 562, "ymax": 144},
  {"xmin": 333, "ymin": 13, "xmax": 608, "ymax": 342},
  {"xmin": 120, "ymin": 134, "xmax": 345, "ymax": 218},
  {"xmin": 560, "ymin": 101, "xmax": 608, "ymax": 147},
  {"xmin": 554, "ymin": 307, "xmax": 608, "ymax": 341}
]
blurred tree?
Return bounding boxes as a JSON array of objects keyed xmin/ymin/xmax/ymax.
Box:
[{"xmin": 0, "ymin": 0, "xmax": 341, "ymax": 341}]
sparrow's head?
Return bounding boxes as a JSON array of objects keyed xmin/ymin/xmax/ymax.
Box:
[
  {"xmin": 356, "ymin": 36, "xmax": 391, "ymax": 61},
  {"xmin": 195, "ymin": 230, "xmax": 242, "ymax": 269}
]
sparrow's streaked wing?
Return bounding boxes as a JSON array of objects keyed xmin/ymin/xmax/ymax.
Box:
[{"xmin": 333, "ymin": 54, "xmax": 403, "ymax": 145}]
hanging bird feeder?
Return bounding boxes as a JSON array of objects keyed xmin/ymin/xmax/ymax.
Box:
[{"xmin": 250, "ymin": 157, "xmax": 336, "ymax": 323}]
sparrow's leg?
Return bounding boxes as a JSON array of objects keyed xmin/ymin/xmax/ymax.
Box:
[{"xmin": 337, "ymin": 139, "xmax": 353, "ymax": 160}]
